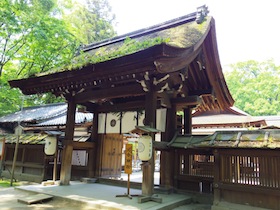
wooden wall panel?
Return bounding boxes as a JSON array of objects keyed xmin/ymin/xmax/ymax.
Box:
[{"xmin": 100, "ymin": 134, "xmax": 123, "ymax": 178}]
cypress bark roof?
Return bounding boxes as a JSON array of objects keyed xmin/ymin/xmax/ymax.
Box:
[{"xmin": 9, "ymin": 6, "xmax": 234, "ymax": 112}]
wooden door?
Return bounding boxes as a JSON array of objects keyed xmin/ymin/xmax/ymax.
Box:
[{"xmin": 100, "ymin": 134, "xmax": 123, "ymax": 178}]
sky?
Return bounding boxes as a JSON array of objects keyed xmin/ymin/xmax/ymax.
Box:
[{"xmin": 108, "ymin": 0, "xmax": 280, "ymax": 68}]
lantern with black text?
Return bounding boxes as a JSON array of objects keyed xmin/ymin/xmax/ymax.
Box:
[
  {"xmin": 44, "ymin": 136, "xmax": 57, "ymax": 155},
  {"xmin": 138, "ymin": 135, "xmax": 152, "ymax": 161}
]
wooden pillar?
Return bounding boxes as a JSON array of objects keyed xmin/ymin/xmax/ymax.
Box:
[
  {"xmin": 183, "ymin": 107, "xmax": 192, "ymax": 134},
  {"xmin": 213, "ymin": 149, "xmax": 221, "ymax": 205},
  {"xmin": 91, "ymin": 107, "xmax": 102, "ymax": 177},
  {"xmin": 84, "ymin": 104, "xmax": 99, "ymax": 178},
  {"xmin": 174, "ymin": 149, "xmax": 179, "ymax": 189},
  {"xmin": 160, "ymin": 105, "xmax": 176, "ymax": 190},
  {"xmin": 142, "ymin": 88, "xmax": 157, "ymax": 196},
  {"xmin": 60, "ymin": 98, "xmax": 76, "ymax": 185}
]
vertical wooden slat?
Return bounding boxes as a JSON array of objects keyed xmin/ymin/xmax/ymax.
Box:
[
  {"xmin": 220, "ymin": 155, "xmax": 224, "ymax": 182},
  {"xmin": 174, "ymin": 149, "xmax": 179, "ymax": 189},
  {"xmin": 223, "ymin": 155, "xmax": 228, "ymax": 182},
  {"xmin": 255, "ymin": 156, "xmax": 259, "ymax": 185},
  {"xmin": 276, "ymin": 157, "xmax": 280, "ymax": 188},
  {"xmin": 276, "ymin": 157, "xmax": 279, "ymax": 187},
  {"xmin": 253, "ymin": 157, "xmax": 256, "ymax": 185},
  {"xmin": 245, "ymin": 156, "xmax": 248, "ymax": 184},
  {"xmin": 265, "ymin": 156, "xmax": 269, "ymax": 187},
  {"xmin": 262, "ymin": 156, "xmax": 267, "ymax": 187},
  {"xmin": 180, "ymin": 155, "xmax": 184, "ymax": 174},
  {"xmin": 230, "ymin": 155, "xmax": 233, "ymax": 182},
  {"xmin": 213, "ymin": 149, "xmax": 220, "ymax": 205},
  {"xmin": 271, "ymin": 157, "xmax": 276, "ymax": 187}
]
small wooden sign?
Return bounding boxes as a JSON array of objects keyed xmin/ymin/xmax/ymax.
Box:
[{"xmin": 124, "ymin": 144, "xmax": 132, "ymax": 174}]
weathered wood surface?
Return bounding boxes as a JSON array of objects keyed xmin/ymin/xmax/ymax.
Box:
[
  {"xmin": 100, "ymin": 134, "xmax": 122, "ymax": 178},
  {"xmin": 60, "ymin": 99, "xmax": 76, "ymax": 185}
]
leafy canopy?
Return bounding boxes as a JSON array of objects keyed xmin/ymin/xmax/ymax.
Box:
[
  {"xmin": 225, "ymin": 60, "xmax": 280, "ymax": 116},
  {"xmin": 0, "ymin": 0, "xmax": 116, "ymax": 116}
]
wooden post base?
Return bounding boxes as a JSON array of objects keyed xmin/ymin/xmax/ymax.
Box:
[
  {"xmin": 138, "ymin": 194, "xmax": 162, "ymax": 203},
  {"xmin": 116, "ymin": 194, "xmax": 139, "ymax": 199}
]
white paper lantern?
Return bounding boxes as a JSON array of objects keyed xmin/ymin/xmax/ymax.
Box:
[
  {"xmin": 44, "ymin": 136, "xmax": 57, "ymax": 155},
  {"xmin": 138, "ymin": 135, "xmax": 152, "ymax": 161}
]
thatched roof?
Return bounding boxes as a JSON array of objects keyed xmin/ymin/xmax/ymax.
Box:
[{"xmin": 9, "ymin": 6, "xmax": 233, "ymax": 113}]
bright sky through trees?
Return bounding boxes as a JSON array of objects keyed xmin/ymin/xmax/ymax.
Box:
[{"xmin": 108, "ymin": 0, "xmax": 280, "ymax": 67}]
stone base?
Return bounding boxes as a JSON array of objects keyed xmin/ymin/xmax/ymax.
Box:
[{"xmin": 138, "ymin": 194, "xmax": 162, "ymax": 203}]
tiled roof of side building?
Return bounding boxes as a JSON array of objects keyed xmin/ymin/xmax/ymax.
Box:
[
  {"xmin": 0, "ymin": 103, "xmax": 67, "ymax": 123},
  {"xmin": 33, "ymin": 112, "xmax": 93, "ymax": 127}
]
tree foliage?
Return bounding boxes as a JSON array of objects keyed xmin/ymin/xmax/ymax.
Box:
[
  {"xmin": 0, "ymin": 0, "xmax": 78, "ymax": 78},
  {"xmin": 225, "ymin": 60, "xmax": 280, "ymax": 116},
  {"xmin": 0, "ymin": 0, "xmax": 116, "ymax": 116}
]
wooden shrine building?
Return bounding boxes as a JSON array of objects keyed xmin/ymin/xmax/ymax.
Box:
[{"xmin": 11, "ymin": 5, "xmax": 280, "ymax": 209}]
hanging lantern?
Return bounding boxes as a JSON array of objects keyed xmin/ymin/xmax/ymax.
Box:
[
  {"xmin": 138, "ymin": 135, "xmax": 152, "ymax": 161},
  {"xmin": 44, "ymin": 136, "xmax": 57, "ymax": 155}
]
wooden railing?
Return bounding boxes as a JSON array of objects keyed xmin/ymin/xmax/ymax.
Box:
[
  {"xmin": 180, "ymin": 154, "xmax": 214, "ymax": 177},
  {"xmin": 175, "ymin": 151, "xmax": 214, "ymax": 193},
  {"xmin": 214, "ymin": 149, "xmax": 280, "ymax": 209},
  {"xmin": 220, "ymin": 152, "xmax": 280, "ymax": 188}
]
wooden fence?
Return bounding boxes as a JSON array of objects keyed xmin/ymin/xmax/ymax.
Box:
[
  {"xmin": 214, "ymin": 149, "xmax": 280, "ymax": 209},
  {"xmin": 175, "ymin": 149, "xmax": 214, "ymax": 193},
  {"xmin": 173, "ymin": 148, "xmax": 280, "ymax": 209}
]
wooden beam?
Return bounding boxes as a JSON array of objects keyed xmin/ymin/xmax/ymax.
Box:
[
  {"xmin": 97, "ymin": 100, "xmax": 145, "ymax": 112},
  {"xmin": 72, "ymin": 142, "xmax": 95, "ymax": 149},
  {"xmin": 189, "ymin": 88, "xmax": 213, "ymax": 96},
  {"xmin": 75, "ymin": 84, "xmax": 143, "ymax": 103},
  {"xmin": 183, "ymin": 107, "xmax": 192, "ymax": 135},
  {"xmin": 83, "ymin": 95, "xmax": 166, "ymax": 113},
  {"xmin": 60, "ymin": 97, "xmax": 76, "ymax": 185},
  {"xmin": 158, "ymin": 92, "xmax": 171, "ymax": 108},
  {"xmin": 171, "ymin": 95, "xmax": 201, "ymax": 107}
]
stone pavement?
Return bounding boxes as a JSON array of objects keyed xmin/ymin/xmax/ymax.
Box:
[
  {"xmin": 0, "ymin": 186, "xmax": 83, "ymax": 210},
  {"xmin": 14, "ymin": 181, "xmax": 194, "ymax": 209}
]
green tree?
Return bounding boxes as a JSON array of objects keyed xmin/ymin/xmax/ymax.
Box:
[
  {"xmin": 0, "ymin": 0, "xmax": 116, "ymax": 116},
  {"xmin": 63, "ymin": 0, "xmax": 116, "ymax": 45},
  {"xmin": 0, "ymin": 64, "xmax": 22, "ymax": 115},
  {"xmin": 1, "ymin": 0, "xmax": 79, "ymax": 78},
  {"xmin": 225, "ymin": 60, "xmax": 280, "ymax": 116}
]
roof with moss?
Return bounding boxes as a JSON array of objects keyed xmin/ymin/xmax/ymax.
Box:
[
  {"xmin": 9, "ymin": 5, "xmax": 234, "ymax": 113},
  {"xmin": 169, "ymin": 130, "xmax": 280, "ymax": 149},
  {"xmin": 41, "ymin": 11, "xmax": 210, "ymax": 75}
]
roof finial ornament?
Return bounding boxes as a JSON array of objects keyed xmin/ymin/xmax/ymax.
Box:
[{"xmin": 196, "ymin": 5, "xmax": 209, "ymax": 24}]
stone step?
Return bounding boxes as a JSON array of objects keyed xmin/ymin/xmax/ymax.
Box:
[{"xmin": 18, "ymin": 193, "xmax": 53, "ymax": 205}]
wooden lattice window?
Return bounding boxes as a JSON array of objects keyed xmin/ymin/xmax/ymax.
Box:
[
  {"xmin": 221, "ymin": 154, "xmax": 280, "ymax": 188},
  {"xmin": 180, "ymin": 154, "xmax": 214, "ymax": 177}
]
